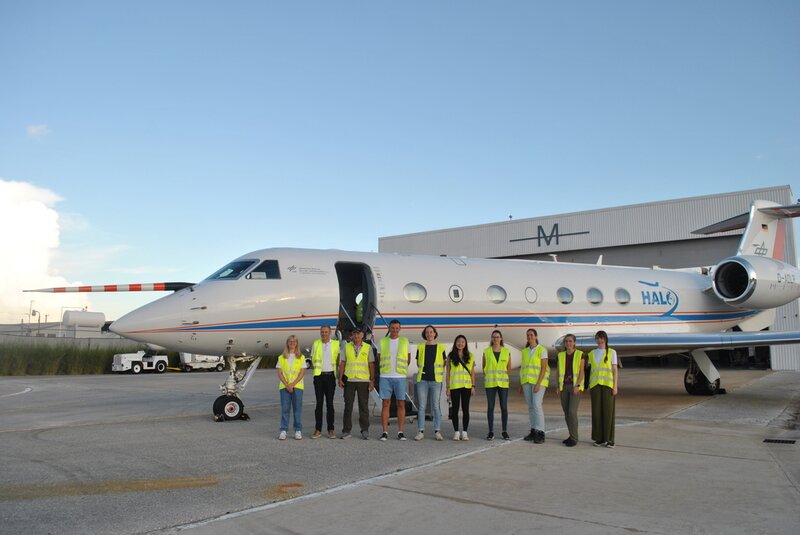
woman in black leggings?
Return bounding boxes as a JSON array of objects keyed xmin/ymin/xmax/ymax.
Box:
[{"xmin": 446, "ymin": 334, "xmax": 475, "ymax": 441}]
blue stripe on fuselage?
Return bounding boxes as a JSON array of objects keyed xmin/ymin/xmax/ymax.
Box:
[{"xmin": 178, "ymin": 310, "xmax": 757, "ymax": 332}]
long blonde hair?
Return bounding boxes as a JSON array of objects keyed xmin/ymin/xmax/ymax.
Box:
[{"xmin": 283, "ymin": 335, "xmax": 300, "ymax": 357}]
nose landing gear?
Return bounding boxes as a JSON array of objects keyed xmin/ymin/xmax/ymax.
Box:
[{"xmin": 213, "ymin": 355, "xmax": 262, "ymax": 421}]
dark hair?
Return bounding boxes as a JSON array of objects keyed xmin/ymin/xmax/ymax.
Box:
[
  {"xmin": 563, "ymin": 333, "xmax": 576, "ymax": 349},
  {"xmin": 490, "ymin": 329, "xmax": 504, "ymax": 347},
  {"xmin": 448, "ymin": 334, "xmax": 472, "ymax": 367},
  {"xmin": 525, "ymin": 328, "xmax": 538, "ymax": 348},
  {"xmin": 421, "ymin": 324, "xmax": 438, "ymax": 340},
  {"xmin": 595, "ymin": 330, "xmax": 608, "ymax": 343},
  {"xmin": 389, "ymin": 319, "xmax": 401, "ymax": 327}
]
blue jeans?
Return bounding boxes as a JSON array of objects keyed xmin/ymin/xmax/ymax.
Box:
[
  {"xmin": 485, "ymin": 387, "xmax": 509, "ymax": 433},
  {"xmin": 522, "ymin": 383, "xmax": 546, "ymax": 431},
  {"xmin": 280, "ymin": 388, "xmax": 303, "ymax": 432},
  {"xmin": 415, "ymin": 380, "xmax": 442, "ymax": 432}
]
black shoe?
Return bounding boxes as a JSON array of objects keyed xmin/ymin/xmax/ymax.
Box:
[
  {"xmin": 565, "ymin": 438, "xmax": 577, "ymax": 447},
  {"xmin": 502, "ymin": 431, "xmax": 510, "ymax": 441},
  {"xmin": 533, "ymin": 430, "xmax": 544, "ymax": 444},
  {"xmin": 523, "ymin": 429, "xmax": 536, "ymax": 441},
  {"xmin": 486, "ymin": 432, "xmax": 494, "ymax": 441},
  {"xmin": 562, "ymin": 438, "xmax": 570, "ymax": 444}
]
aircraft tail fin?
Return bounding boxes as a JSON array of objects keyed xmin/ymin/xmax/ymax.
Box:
[{"xmin": 693, "ymin": 200, "xmax": 800, "ymax": 261}]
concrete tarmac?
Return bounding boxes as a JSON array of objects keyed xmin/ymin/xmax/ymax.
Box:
[{"xmin": 1, "ymin": 368, "xmax": 798, "ymax": 534}]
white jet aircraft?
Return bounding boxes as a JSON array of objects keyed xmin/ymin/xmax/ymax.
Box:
[{"xmin": 29, "ymin": 200, "xmax": 800, "ymax": 419}]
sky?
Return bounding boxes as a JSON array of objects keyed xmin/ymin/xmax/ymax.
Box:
[{"xmin": 1, "ymin": 1, "xmax": 798, "ymax": 323}]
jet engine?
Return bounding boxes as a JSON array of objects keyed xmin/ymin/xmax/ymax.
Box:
[{"xmin": 712, "ymin": 255, "xmax": 800, "ymax": 309}]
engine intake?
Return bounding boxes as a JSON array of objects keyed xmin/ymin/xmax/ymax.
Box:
[{"xmin": 712, "ymin": 256, "xmax": 800, "ymax": 309}]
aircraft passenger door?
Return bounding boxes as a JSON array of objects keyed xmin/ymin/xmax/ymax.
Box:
[{"xmin": 334, "ymin": 263, "xmax": 377, "ymax": 336}]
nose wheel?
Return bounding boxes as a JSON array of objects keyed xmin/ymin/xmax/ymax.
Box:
[
  {"xmin": 213, "ymin": 355, "xmax": 261, "ymax": 421},
  {"xmin": 213, "ymin": 395, "xmax": 248, "ymax": 421}
]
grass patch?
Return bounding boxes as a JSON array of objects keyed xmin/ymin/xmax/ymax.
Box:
[{"xmin": 0, "ymin": 342, "xmax": 140, "ymax": 375}]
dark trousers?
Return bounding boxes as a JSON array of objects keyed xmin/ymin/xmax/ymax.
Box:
[
  {"xmin": 314, "ymin": 373, "xmax": 336, "ymax": 432},
  {"xmin": 485, "ymin": 387, "xmax": 509, "ymax": 433},
  {"xmin": 343, "ymin": 381, "xmax": 370, "ymax": 433},
  {"xmin": 590, "ymin": 385, "xmax": 615, "ymax": 444},
  {"xmin": 450, "ymin": 388, "xmax": 471, "ymax": 431},
  {"xmin": 560, "ymin": 388, "xmax": 581, "ymax": 441}
]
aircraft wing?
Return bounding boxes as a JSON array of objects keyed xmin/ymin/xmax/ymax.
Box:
[{"xmin": 560, "ymin": 331, "xmax": 800, "ymax": 354}]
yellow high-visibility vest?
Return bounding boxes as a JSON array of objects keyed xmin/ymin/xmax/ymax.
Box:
[
  {"xmin": 557, "ymin": 350, "xmax": 585, "ymax": 391},
  {"xmin": 520, "ymin": 344, "xmax": 550, "ymax": 388},
  {"xmin": 379, "ymin": 336, "xmax": 409, "ymax": 375},
  {"xmin": 311, "ymin": 339, "xmax": 340, "ymax": 377},
  {"xmin": 344, "ymin": 342, "xmax": 372, "ymax": 381},
  {"xmin": 449, "ymin": 356, "xmax": 474, "ymax": 390},
  {"xmin": 588, "ymin": 347, "xmax": 615, "ymax": 389},
  {"xmin": 483, "ymin": 347, "xmax": 510, "ymax": 388},
  {"xmin": 416, "ymin": 343, "xmax": 446, "ymax": 382},
  {"xmin": 278, "ymin": 355, "xmax": 305, "ymax": 390}
]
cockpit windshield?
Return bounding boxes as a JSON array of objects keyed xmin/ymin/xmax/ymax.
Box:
[{"xmin": 205, "ymin": 260, "xmax": 257, "ymax": 280}]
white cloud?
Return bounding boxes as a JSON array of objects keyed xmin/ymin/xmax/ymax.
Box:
[
  {"xmin": 26, "ymin": 124, "xmax": 51, "ymax": 139},
  {"xmin": 0, "ymin": 178, "xmax": 90, "ymax": 324}
]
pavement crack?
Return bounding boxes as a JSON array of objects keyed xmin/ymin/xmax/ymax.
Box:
[{"xmin": 368, "ymin": 483, "xmax": 662, "ymax": 534}]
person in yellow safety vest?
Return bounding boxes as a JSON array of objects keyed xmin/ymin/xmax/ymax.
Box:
[
  {"xmin": 337, "ymin": 327, "xmax": 375, "ymax": 440},
  {"xmin": 276, "ymin": 335, "xmax": 307, "ymax": 440},
  {"xmin": 483, "ymin": 329, "xmax": 512, "ymax": 441},
  {"xmin": 556, "ymin": 333, "xmax": 585, "ymax": 447},
  {"xmin": 446, "ymin": 334, "xmax": 475, "ymax": 441},
  {"xmin": 519, "ymin": 328, "xmax": 550, "ymax": 444},
  {"xmin": 310, "ymin": 325, "xmax": 340, "ymax": 439},
  {"xmin": 414, "ymin": 325, "xmax": 447, "ymax": 441},
  {"xmin": 588, "ymin": 330, "xmax": 619, "ymax": 448},
  {"xmin": 377, "ymin": 319, "xmax": 411, "ymax": 441}
]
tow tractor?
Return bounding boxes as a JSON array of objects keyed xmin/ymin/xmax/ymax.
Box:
[{"xmin": 112, "ymin": 350, "xmax": 169, "ymax": 374}]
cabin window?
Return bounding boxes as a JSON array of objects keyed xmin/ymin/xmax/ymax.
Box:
[
  {"xmin": 205, "ymin": 260, "xmax": 257, "ymax": 280},
  {"xmin": 615, "ymin": 288, "xmax": 631, "ymax": 305},
  {"xmin": 587, "ymin": 287, "xmax": 603, "ymax": 304},
  {"xmin": 525, "ymin": 287, "xmax": 538, "ymax": 304},
  {"xmin": 557, "ymin": 287, "xmax": 573, "ymax": 304},
  {"xmin": 403, "ymin": 283, "xmax": 427, "ymax": 303},
  {"xmin": 247, "ymin": 260, "xmax": 281, "ymax": 280},
  {"xmin": 449, "ymin": 285, "xmax": 464, "ymax": 303},
  {"xmin": 487, "ymin": 285, "xmax": 507, "ymax": 304}
]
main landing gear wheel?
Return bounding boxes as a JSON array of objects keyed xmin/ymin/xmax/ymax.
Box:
[
  {"xmin": 684, "ymin": 368, "xmax": 720, "ymax": 396},
  {"xmin": 213, "ymin": 395, "xmax": 245, "ymax": 421}
]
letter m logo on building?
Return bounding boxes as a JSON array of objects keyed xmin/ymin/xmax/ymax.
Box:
[{"xmin": 536, "ymin": 224, "xmax": 560, "ymax": 246}]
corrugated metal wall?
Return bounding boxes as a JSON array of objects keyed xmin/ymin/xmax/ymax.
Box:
[{"xmin": 380, "ymin": 185, "xmax": 800, "ymax": 370}]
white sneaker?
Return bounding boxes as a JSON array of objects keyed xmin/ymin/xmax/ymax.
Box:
[
  {"xmin": 414, "ymin": 431, "xmax": 424, "ymax": 441},
  {"xmin": 434, "ymin": 431, "xmax": 444, "ymax": 441},
  {"xmin": 461, "ymin": 431, "xmax": 469, "ymax": 441},
  {"xmin": 294, "ymin": 431, "xmax": 302, "ymax": 440},
  {"xmin": 279, "ymin": 430, "xmax": 287, "ymax": 440},
  {"xmin": 453, "ymin": 431, "xmax": 461, "ymax": 441}
]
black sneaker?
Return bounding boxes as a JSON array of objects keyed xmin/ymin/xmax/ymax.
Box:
[
  {"xmin": 533, "ymin": 431, "xmax": 545, "ymax": 444},
  {"xmin": 486, "ymin": 432, "xmax": 495, "ymax": 441},
  {"xmin": 502, "ymin": 431, "xmax": 510, "ymax": 441},
  {"xmin": 523, "ymin": 429, "xmax": 536, "ymax": 441},
  {"xmin": 397, "ymin": 432, "xmax": 407, "ymax": 441},
  {"xmin": 379, "ymin": 432, "xmax": 388, "ymax": 441},
  {"xmin": 606, "ymin": 442, "xmax": 615, "ymax": 449},
  {"xmin": 593, "ymin": 441, "xmax": 606, "ymax": 447},
  {"xmin": 562, "ymin": 438, "xmax": 570, "ymax": 444},
  {"xmin": 565, "ymin": 438, "xmax": 577, "ymax": 447}
]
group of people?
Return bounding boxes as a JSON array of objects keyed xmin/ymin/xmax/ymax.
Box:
[{"xmin": 276, "ymin": 320, "xmax": 619, "ymax": 448}]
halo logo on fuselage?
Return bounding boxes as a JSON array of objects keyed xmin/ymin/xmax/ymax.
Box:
[{"xmin": 638, "ymin": 280, "xmax": 679, "ymax": 316}]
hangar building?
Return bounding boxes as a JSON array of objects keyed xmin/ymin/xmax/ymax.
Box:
[{"xmin": 379, "ymin": 185, "xmax": 800, "ymax": 371}]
